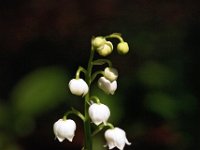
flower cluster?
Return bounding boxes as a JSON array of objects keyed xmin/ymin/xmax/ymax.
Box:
[{"xmin": 53, "ymin": 33, "xmax": 131, "ymax": 150}]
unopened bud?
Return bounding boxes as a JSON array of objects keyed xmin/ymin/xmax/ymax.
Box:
[
  {"xmin": 92, "ymin": 36, "xmax": 106, "ymax": 48},
  {"xmin": 104, "ymin": 67, "xmax": 118, "ymax": 81},
  {"xmin": 117, "ymin": 42, "xmax": 129, "ymax": 54},
  {"xmin": 97, "ymin": 41, "xmax": 113, "ymax": 57}
]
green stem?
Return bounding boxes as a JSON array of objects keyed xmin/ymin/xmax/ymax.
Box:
[
  {"xmin": 90, "ymin": 96, "xmax": 101, "ymax": 104},
  {"xmin": 92, "ymin": 122, "xmax": 114, "ymax": 136},
  {"xmin": 92, "ymin": 59, "xmax": 112, "ymax": 67},
  {"xmin": 92, "ymin": 123, "xmax": 104, "ymax": 136},
  {"xmin": 63, "ymin": 108, "xmax": 85, "ymax": 121},
  {"xmin": 105, "ymin": 33, "xmax": 124, "ymax": 42},
  {"xmin": 76, "ymin": 66, "xmax": 87, "ymax": 79},
  {"xmin": 91, "ymin": 71, "xmax": 104, "ymax": 82},
  {"xmin": 83, "ymin": 47, "xmax": 95, "ymax": 150}
]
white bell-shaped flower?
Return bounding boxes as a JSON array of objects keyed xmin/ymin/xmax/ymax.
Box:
[
  {"xmin": 104, "ymin": 67, "xmax": 118, "ymax": 81},
  {"xmin": 53, "ymin": 119, "xmax": 76, "ymax": 142},
  {"xmin": 69, "ymin": 78, "xmax": 89, "ymax": 96},
  {"xmin": 98, "ymin": 77, "xmax": 117, "ymax": 95},
  {"xmin": 89, "ymin": 103, "xmax": 110, "ymax": 125},
  {"xmin": 104, "ymin": 127, "xmax": 131, "ymax": 150}
]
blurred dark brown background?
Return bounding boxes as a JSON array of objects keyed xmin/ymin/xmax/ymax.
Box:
[{"xmin": 0, "ymin": 0, "xmax": 199, "ymax": 150}]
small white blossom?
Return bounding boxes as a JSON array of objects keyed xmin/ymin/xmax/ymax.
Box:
[
  {"xmin": 117, "ymin": 42, "xmax": 129, "ymax": 54},
  {"xmin": 97, "ymin": 41, "xmax": 113, "ymax": 56},
  {"xmin": 69, "ymin": 78, "xmax": 89, "ymax": 96},
  {"xmin": 98, "ymin": 77, "xmax": 117, "ymax": 95},
  {"xmin": 104, "ymin": 127, "xmax": 131, "ymax": 150},
  {"xmin": 104, "ymin": 67, "xmax": 118, "ymax": 81},
  {"xmin": 89, "ymin": 103, "xmax": 110, "ymax": 125},
  {"xmin": 53, "ymin": 119, "xmax": 76, "ymax": 142}
]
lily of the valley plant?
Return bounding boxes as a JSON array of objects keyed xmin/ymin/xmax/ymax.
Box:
[{"xmin": 53, "ymin": 33, "xmax": 131, "ymax": 150}]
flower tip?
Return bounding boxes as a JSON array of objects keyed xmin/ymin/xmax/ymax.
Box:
[
  {"xmin": 126, "ymin": 140, "xmax": 131, "ymax": 145},
  {"xmin": 57, "ymin": 137, "xmax": 65, "ymax": 142},
  {"xmin": 67, "ymin": 136, "xmax": 74, "ymax": 142}
]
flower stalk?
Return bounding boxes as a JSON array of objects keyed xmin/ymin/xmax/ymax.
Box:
[
  {"xmin": 83, "ymin": 47, "xmax": 95, "ymax": 150},
  {"xmin": 63, "ymin": 108, "xmax": 85, "ymax": 121},
  {"xmin": 53, "ymin": 33, "xmax": 131, "ymax": 150}
]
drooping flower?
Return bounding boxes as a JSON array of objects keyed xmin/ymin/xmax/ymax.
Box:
[
  {"xmin": 53, "ymin": 119, "xmax": 76, "ymax": 142},
  {"xmin": 98, "ymin": 77, "xmax": 117, "ymax": 95},
  {"xmin": 104, "ymin": 127, "xmax": 131, "ymax": 150},
  {"xmin": 92, "ymin": 36, "xmax": 106, "ymax": 48},
  {"xmin": 96, "ymin": 41, "xmax": 113, "ymax": 57},
  {"xmin": 104, "ymin": 67, "xmax": 118, "ymax": 81},
  {"xmin": 69, "ymin": 78, "xmax": 89, "ymax": 96},
  {"xmin": 117, "ymin": 42, "xmax": 129, "ymax": 54},
  {"xmin": 89, "ymin": 103, "xmax": 110, "ymax": 125}
]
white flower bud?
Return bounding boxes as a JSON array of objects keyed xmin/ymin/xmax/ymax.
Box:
[
  {"xmin": 104, "ymin": 127, "xmax": 131, "ymax": 150},
  {"xmin": 53, "ymin": 119, "xmax": 76, "ymax": 142},
  {"xmin": 104, "ymin": 67, "xmax": 118, "ymax": 81},
  {"xmin": 117, "ymin": 42, "xmax": 129, "ymax": 54},
  {"xmin": 97, "ymin": 41, "xmax": 113, "ymax": 57},
  {"xmin": 69, "ymin": 78, "xmax": 89, "ymax": 96},
  {"xmin": 92, "ymin": 36, "xmax": 106, "ymax": 48},
  {"xmin": 89, "ymin": 103, "xmax": 110, "ymax": 125},
  {"xmin": 98, "ymin": 77, "xmax": 117, "ymax": 95}
]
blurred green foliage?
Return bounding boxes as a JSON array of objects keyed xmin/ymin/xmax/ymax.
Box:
[
  {"xmin": 137, "ymin": 61, "xmax": 176, "ymax": 88},
  {"xmin": 0, "ymin": 66, "xmax": 69, "ymax": 149},
  {"xmin": 11, "ymin": 66, "xmax": 68, "ymax": 116},
  {"xmin": 145, "ymin": 92, "xmax": 178, "ymax": 119}
]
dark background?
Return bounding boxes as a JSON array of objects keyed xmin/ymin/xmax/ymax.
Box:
[{"xmin": 0, "ymin": 0, "xmax": 199, "ymax": 150}]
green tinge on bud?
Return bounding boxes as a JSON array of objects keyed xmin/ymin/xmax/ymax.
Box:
[
  {"xmin": 104, "ymin": 67, "xmax": 118, "ymax": 81},
  {"xmin": 97, "ymin": 41, "xmax": 113, "ymax": 57},
  {"xmin": 117, "ymin": 42, "xmax": 129, "ymax": 54},
  {"xmin": 92, "ymin": 36, "xmax": 106, "ymax": 48}
]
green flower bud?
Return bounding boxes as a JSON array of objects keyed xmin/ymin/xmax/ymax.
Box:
[
  {"xmin": 92, "ymin": 36, "xmax": 106, "ymax": 48},
  {"xmin": 104, "ymin": 67, "xmax": 118, "ymax": 81},
  {"xmin": 97, "ymin": 41, "xmax": 113, "ymax": 57},
  {"xmin": 117, "ymin": 42, "xmax": 129, "ymax": 54}
]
